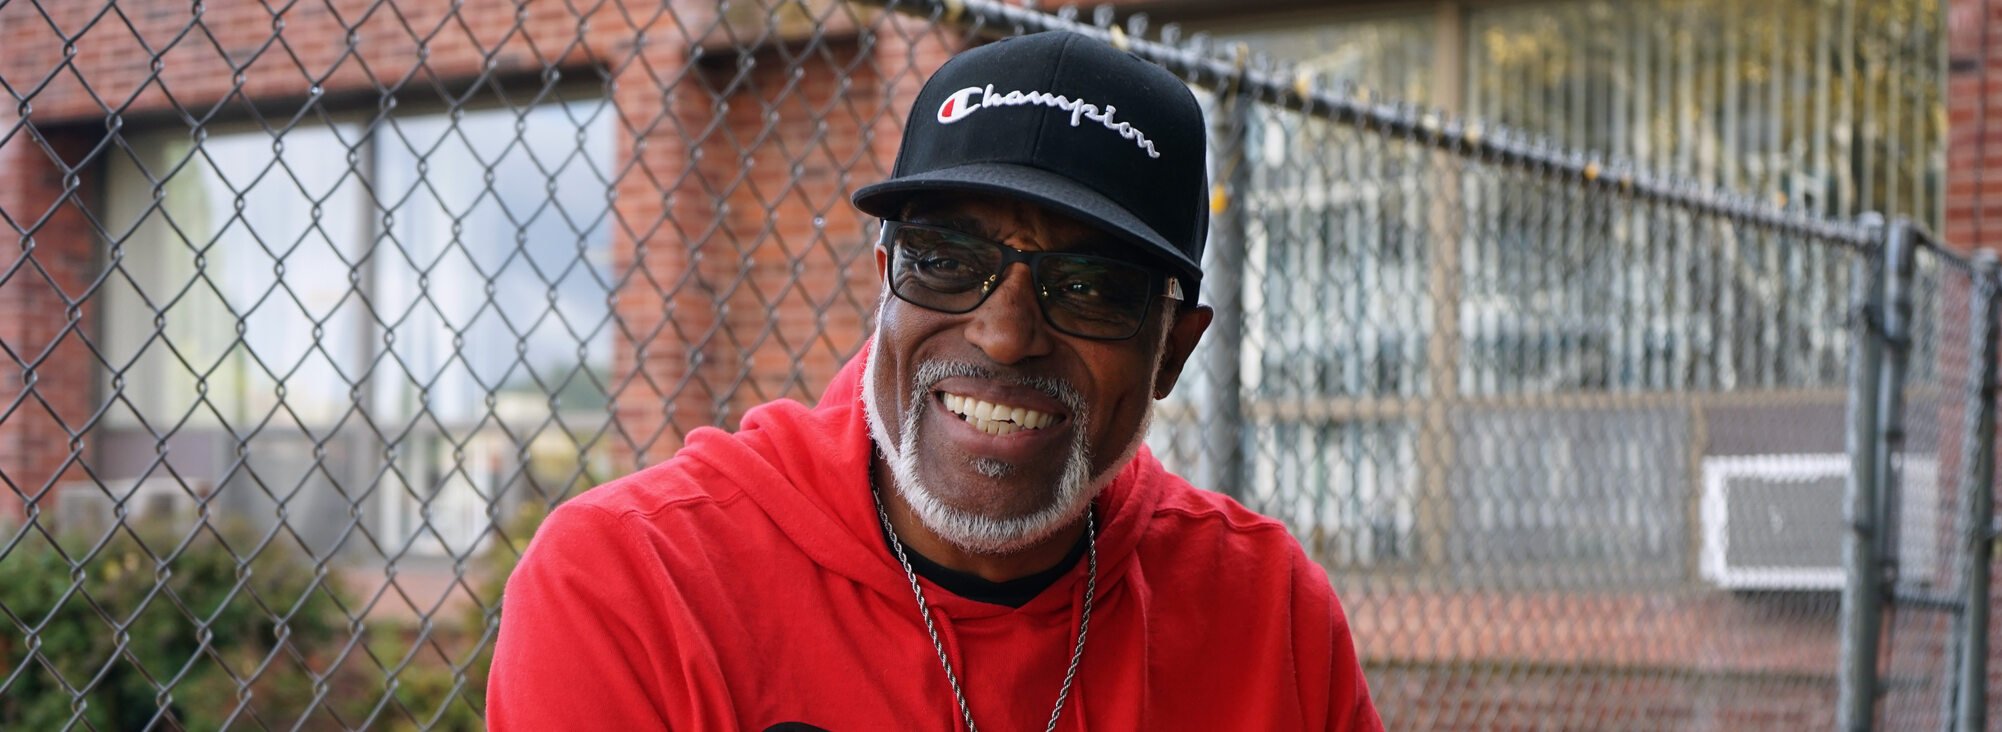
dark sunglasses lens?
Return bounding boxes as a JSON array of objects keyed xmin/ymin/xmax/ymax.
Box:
[
  {"xmin": 890, "ymin": 225, "xmax": 1001, "ymax": 313},
  {"xmin": 1037, "ymin": 255, "xmax": 1155, "ymax": 339}
]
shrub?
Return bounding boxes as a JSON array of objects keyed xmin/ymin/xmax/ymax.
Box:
[
  {"xmin": 0, "ymin": 521, "xmax": 350, "ymax": 729},
  {"xmin": 1, "ymin": 498, "xmax": 558, "ymax": 729}
]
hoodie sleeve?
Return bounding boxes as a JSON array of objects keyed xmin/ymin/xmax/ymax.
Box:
[
  {"xmin": 487, "ymin": 502, "xmax": 680, "ymax": 730},
  {"xmin": 1291, "ymin": 549, "xmax": 1384, "ymax": 732}
]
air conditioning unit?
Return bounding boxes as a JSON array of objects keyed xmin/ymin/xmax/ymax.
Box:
[
  {"xmin": 1700, "ymin": 454, "xmax": 1940, "ymax": 590},
  {"xmin": 54, "ymin": 478, "xmax": 212, "ymax": 536}
]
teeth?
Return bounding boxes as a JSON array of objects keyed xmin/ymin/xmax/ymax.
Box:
[{"xmin": 941, "ymin": 393, "xmax": 1058, "ymax": 435}]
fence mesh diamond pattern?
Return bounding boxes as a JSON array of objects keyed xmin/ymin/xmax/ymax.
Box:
[{"xmin": 0, "ymin": 0, "xmax": 1993, "ymax": 730}]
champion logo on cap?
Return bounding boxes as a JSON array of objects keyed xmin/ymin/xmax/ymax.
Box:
[{"xmin": 935, "ymin": 84, "xmax": 1163, "ymax": 159}]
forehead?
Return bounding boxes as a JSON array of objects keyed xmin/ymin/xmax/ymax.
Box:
[{"xmin": 900, "ymin": 193, "xmax": 1147, "ymax": 262}]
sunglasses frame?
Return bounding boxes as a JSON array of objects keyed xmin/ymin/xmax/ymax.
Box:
[{"xmin": 878, "ymin": 219, "xmax": 1184, "ymax": 341}]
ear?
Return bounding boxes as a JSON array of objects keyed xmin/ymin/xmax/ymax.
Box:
[
  {"xmin": 1151, "ymin": 304, "xmax": 1213, "ymax": 399},
  {"xmin": 875, "ymin": 245, "xmax": 889, "ymax": 281}
]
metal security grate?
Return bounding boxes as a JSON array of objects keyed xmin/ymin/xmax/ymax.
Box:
[{"xmin": 0, "ymin": 0, "xmax": 1991, "ymax": 729}]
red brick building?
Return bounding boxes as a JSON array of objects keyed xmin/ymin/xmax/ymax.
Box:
[
  {"xmin": 0, "ymin": 1, "xmax": 955, "ymax": 501},
  {"xmin": 0, "ymin": 0, "xmax": 1996, "ymax": 728},
  {"xmin": 1948, "ymin": 0, "xmax": 2002, "ymax": 716}
]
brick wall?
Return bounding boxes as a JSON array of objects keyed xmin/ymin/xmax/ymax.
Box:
[
  {"xmin": 0, "ymin": 0, "xmax": 634, "ymax": 516},
  {"xmin": 1949, "ymin": 0, "xmax": 2002, "ymax": 256},
  {"xmin": 1369, "ymin": 662, "xmax": 1837, "ymax": 731},
  {"xmin": 0, "ymin": 120, "xmax": 97, "ymax": 515},
  {"xmin": 1946, "ymin": 0, "xmax": 2002, "ymax": 718},
  {"xmin": 605, "ymin": 14, "xmax": 958, "ymax": 467},
  {"xmin": 0, "ymin": 0, "xmax": 958, "ymax": 507},
  {"xmin": 3, "ymin": 0, "xmax": 1994, "ymax": 724}
]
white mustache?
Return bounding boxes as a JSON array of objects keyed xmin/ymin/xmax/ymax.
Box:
[{"xmin": 908, "ymin": 359, "xmax": 1085, "ymax": 415}]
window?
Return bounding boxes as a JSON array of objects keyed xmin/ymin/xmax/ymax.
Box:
[{"xmin": 97, "ymin": 97, "xmax": 616, "ymax": 558}]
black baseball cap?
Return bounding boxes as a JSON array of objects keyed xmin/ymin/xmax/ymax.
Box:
[{"xmin": 852, "ymin": 31, "xmax": 1209, "ymax": 293}]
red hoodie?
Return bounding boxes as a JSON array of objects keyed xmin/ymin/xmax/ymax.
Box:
[{"xmin": 488, "ymin": 350, "xmax": 1381, "ymax": 730}]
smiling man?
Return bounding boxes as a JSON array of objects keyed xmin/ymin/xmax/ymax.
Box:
[{"xmin": 489, "ymin": 31, "xmax": 1380, "ymax": 731}]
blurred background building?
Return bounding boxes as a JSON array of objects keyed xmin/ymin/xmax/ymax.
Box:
[{"xmin": 0, "ymin": 0, "xmax": 1995, "ymax": 728}]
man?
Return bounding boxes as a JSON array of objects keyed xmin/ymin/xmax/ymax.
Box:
[{"xmin": 489, "ymin": 31, "xmax": 1381, "ymax": 730}]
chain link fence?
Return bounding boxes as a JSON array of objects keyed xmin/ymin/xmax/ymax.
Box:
[
  {"xmin": 0, "ymin": 0, "xmax": 1990, "ymax": 729},
  {"xmin": 1871, "ymin": 233, "xmax": 1999, "ymax": 732}
]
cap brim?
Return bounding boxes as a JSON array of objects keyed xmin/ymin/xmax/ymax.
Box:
[{"xmin": 852, "ymin": 162, "xmax": 1202, "ymax": 288}]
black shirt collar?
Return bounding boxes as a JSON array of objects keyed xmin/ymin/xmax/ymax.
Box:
[{"xmin": 877, "ymin": 519, "xmax": 1088, "ymax": 609}]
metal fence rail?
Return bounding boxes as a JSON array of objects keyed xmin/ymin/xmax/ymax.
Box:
[
  {"xmin": 0, "ymin": 0, "xmax": 1988, "ymax": 729},
  {"xmin": 1869, "ymin": 232, "xmax": 1999, "ymax": 732}
]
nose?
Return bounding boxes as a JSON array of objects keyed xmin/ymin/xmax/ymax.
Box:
[{"xmin": 962, "ymin": 262, "xmax": 1054, "ymax": 364}]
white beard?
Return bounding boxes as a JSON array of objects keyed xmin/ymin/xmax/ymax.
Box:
[{"xmin": 861, "ymin": 332, "xmax": 1154, "ymax": 556}]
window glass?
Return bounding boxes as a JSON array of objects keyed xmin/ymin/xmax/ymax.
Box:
[
  {"xmin": 101, "ymin": 123, "xmax": 369, "ymax": 430},
  {"xmin": 371, "ymin": 101, "xmax": 615, "ymax": 425},
  {"xmin": 368, "ymin": 100, "xmax": 616, "ymax": 556},
  {"xmin": 97, "ymin": 98, "xmax": 615, "ymax": 557}
]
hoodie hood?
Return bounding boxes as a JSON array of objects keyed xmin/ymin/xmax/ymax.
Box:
[
  {"xmin": 680, "ymin": 340, "xmax": 1168, "ymax": 620},
  {"xmin": 494, "ymin": 339, "xmax": 1382, "ymax": 730}
]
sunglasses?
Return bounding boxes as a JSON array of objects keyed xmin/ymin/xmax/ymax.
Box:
[{"xmin": 880, "ymin": 220, "xmax": 1183, "ymax": 341}]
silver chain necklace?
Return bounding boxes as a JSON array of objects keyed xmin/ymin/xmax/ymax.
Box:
[{"xmin": 868, "ymin": 468, "xmax": 1096, "ymax": 732}]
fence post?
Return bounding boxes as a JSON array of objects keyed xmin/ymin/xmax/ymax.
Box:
[
  {"xmin": 1200, "ymin": 78, "xmax": 1250, "ymax": 500},
  {"xmin": 1874, "ymin": 220, "xmax": 1919, "ymax": 573},
  {"xmin": 1955, "ymin": 251, "xmax": 2000, "ymax": 732},
  {"xmin": 1840, "ymin": 212, "xmax": 1890, "ymax": 732},
  {"xmin": 1866, "ymin": 216, "xmax": 1919, "ymax": 727}
]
